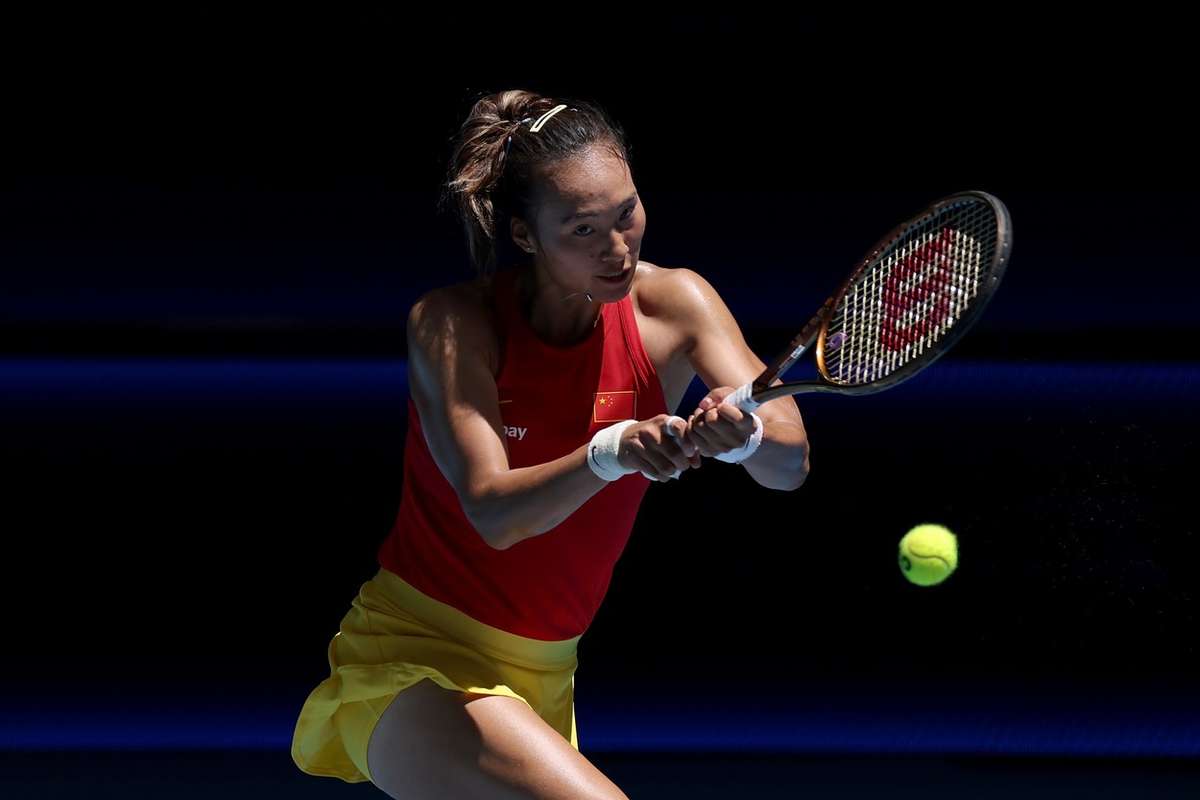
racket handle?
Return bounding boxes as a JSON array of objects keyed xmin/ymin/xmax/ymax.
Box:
[{"xmin": 725, "ymin": 382, "xmax": 761, "ymax": 412}]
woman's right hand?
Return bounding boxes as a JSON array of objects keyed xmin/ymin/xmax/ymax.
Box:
[{"xmin": 618, "ymin": 414, "xmax": 701, "ymax": 482}]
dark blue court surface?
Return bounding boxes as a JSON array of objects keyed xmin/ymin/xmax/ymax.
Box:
[
  {"xmin": 5, "ymin": 679, "xmax": 1200, "ymax": 797},
  {"xmin": 2, "ymin": 751, "xmax": 1199, "ymax": 798}
]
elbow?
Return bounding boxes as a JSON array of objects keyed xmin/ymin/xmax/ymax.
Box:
[
  {"xmin": 483, "ymin": 530, "xmax": 515, "ymax": 550},
  {"xmin": 466, "ymin": 515, "xmax": 511, "ymax": 550},
  {"xmin": 461, "ymin": 488, "xmax": 523, "ymax": 550},
  {"xmin": 789, "ymin": 445, "xmax": 812, "ymax": 490},
  {"xmin": 774, "ymin": 444, "xmax": 811, "ymax": 492},
  {"xmin": 475, "ymin": 521, "xmax": 529, "ymax": 552},
  {"xmin": 486, "ymin": 526, "xmax": 521, "ymax": 551},
  {"xmin": 468, "ymin": 513, "xmax": 538, "ymax": 552},
  {"xmin": 751, "ymin": 457, "xmax": 809, "ymax": 492},
  {"xmin": 461, "ymin": 496, "xmax": 509, "ymax": 550},
  {"xmin": 785, "ymin": 461, "xmax": 810, "ymax": 491},
  {"xmin": 745, "ymin": 437, "xmax": 811, "ymax": 491},
  {"xmin": 754, "ymin": 420, "xmax": 811, "ymax": 491}
]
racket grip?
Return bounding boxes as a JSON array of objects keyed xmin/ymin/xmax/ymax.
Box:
[{"xmin": 725, "ymin": 382, "xmax": 761, "ymax": 412}]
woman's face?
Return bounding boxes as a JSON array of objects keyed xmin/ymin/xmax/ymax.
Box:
[{"xmin": 513, "ymin": 142, "xmax": 646, "ymax": 302}]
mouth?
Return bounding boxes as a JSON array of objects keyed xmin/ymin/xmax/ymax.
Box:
[{"xmin": 596, "ymin": 265, "xmax": 634, "ymax": 285}]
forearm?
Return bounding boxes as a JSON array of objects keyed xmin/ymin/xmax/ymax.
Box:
[
  {"xmin": 741, "ymin": 418, "xmax": 810, "ymax": 491},
  {"xmin": 465, "ymin": 443, "xmax": 607, "ymax": 550}
]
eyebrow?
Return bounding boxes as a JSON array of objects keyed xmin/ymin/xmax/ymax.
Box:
[{"xmin": 560, "ymin": 193, "xmax": 638, "ymax": 224}]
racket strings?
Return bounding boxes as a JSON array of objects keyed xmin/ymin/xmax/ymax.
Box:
[{"xmin": 825, "ymin": 199, "xmax": 997, "ymax": 385}]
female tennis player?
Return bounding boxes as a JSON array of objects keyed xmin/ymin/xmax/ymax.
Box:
[{"xmin": 291, "ymin": 89, "xmax": 810, "ymax": 799}]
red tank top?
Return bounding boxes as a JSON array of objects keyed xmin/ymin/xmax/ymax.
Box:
[{"xmin": 377, "ymin": 268, "xmax": 669, "ymax": 640}]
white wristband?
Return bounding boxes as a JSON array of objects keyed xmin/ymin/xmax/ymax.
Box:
[
  {"xmin": 587, "ymin": 420, "xmax": 639, "ymax": 481},
  {"xmin": 587, "ymin": 417, "xmax": 687, "ymax": 482},
  {"xmin": 714, "ymin": 411, "xmax": 764, "ymax": 463}
]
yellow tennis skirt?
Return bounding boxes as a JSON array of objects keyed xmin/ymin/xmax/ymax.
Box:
[{"xmin": 291, "ymin": 566, "xmax": 581, "ymax": 784}]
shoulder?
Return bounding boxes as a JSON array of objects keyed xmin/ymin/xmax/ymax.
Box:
[
  {"xmin": 408, "ymin": 277, "xmax": 493, "ymax": 328},
  {"xmin": 632, "ymin": 261, "xmax": 726, "ymax": 327},
  {"xmin": 407, "ymin": 277, "xmax": 501, "ymax": 374}
]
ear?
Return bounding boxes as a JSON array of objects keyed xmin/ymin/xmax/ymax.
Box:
[{"xmin": 509, "ymin": 216, "xmax": 537, "ymax": 255}]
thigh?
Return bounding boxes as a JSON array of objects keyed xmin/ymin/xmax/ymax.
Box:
[{"xmin": 366, "ymin": 678, "xmax": 628, "ymax": 800}]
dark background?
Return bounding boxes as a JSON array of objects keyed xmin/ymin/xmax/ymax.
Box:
[{"xmin": 3, "ymin": 7, "xmax": 1198, "ymax": 771}]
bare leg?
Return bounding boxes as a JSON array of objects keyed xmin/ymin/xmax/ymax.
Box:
[{"xmin": 366, "ymin": 678, "xmax": 629, "ymax": 800}]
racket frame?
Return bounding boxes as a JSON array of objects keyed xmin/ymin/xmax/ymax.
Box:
[{"xmin": 745, "ymin": 190, "xmax": 1013, "ymax": 406}]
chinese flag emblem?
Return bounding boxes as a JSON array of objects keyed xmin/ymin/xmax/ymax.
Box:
[{"xmin": 593, "ymin": 390, "xmax": 636, "ymax": 423}]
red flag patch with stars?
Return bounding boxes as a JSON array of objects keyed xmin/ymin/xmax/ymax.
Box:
[{"xmin": 593, "ymin": 390, "xmax": 636, "ymax": 423}]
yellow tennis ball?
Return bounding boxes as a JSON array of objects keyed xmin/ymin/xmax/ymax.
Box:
[{"xmin": 898, "ymin": 524, "xmax": 958, "ymax": 586}]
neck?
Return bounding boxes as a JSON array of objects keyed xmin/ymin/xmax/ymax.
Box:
[{"xmin": 517, "ymin": 265, "xmax": 602, "ymax": 346}]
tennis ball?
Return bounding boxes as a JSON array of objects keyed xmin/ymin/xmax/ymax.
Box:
[{"xmin": 898, "ymin": 523, "xmax": 958, "ymax": 586}]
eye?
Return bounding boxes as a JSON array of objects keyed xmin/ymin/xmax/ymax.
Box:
[{"xmin": 573, "ymin": 225, "xmax": 594, "ymax": 237}]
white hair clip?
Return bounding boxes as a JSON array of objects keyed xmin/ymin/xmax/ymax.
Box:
[{"xmin": 529, "ymin": 104, "xmax": 569, "ymax": 133}]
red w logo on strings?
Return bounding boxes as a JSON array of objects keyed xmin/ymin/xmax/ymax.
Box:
[{"xmin": 880, "ymin": 227, "xmax": 956, "ymax": 353}]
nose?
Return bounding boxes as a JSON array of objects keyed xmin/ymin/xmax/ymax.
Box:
[{"xmin": 606, "ymin": 230, "xmax": 631, "ymax": 261}]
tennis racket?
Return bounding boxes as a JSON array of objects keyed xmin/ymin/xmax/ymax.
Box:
[{"xmin": 725, "ymin": 190, "xmax": 1012, "ymax": 411}]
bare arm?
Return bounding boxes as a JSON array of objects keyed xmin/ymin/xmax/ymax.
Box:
[
  {"xmin": 645, "ymin": 268, "xmax": 811, "ymax": 491},
  {"xmin": 407, "ymin": 287, "xmax": 694, "ymax": 549}
]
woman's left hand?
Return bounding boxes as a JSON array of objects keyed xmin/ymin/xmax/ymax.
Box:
[{"xmin": 684, "ymin": 386, "xmax": 757, "ymax": 458}]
